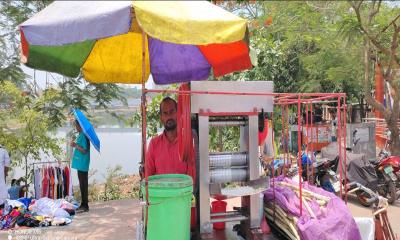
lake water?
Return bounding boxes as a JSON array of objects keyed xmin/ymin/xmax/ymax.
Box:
[{"xmin": 11, "ymin": 128, "xmax": 143, "ymax": 187}]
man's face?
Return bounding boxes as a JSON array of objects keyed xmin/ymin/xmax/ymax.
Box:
[{"xmin": 160, "ymin": 100, "xmax": 177, "ymax": 131}]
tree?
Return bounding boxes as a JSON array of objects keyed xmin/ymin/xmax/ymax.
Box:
[
  {"xmin": 132, "ymin": 85, "xmax": 178, "ymax": 138},
  {"xmin": 0, "ymin": 1, "xmax": 133, "ymax": 184},
  {"xmin": 219, "ymin": 1, "xmax": 366, "ymax": 104},
  {"xmin": 1, "ymin": 0, "xmax": 129, "ymax": 129},
  {"xmin": 217, "ymin": 1, "xmax": 368, "ymax": 145},
  {"xmin": 0, "ymin": 81, "xmax": 62, "ymax": 185},
  {"xmin": 347, "ymin": 1, "xmax": 400, "ymax": 154},
  {"xmin": 36, "ymin": 77, "xmax": 127, "ymax": 130},
  {"xmin": 0, "ymin": 1, "xmax": 49, "ymax": 87}
]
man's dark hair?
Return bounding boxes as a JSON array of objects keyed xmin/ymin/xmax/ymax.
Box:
[
  {"xmin": 159, "ymin": 97, "xmax": 177, "ymax": 115},
  {"xmin": 11, "ymin": 179, "xmax": 17, "ymax": 185}
]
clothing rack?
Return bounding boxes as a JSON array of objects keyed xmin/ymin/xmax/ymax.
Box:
[
  {"xmin": 31, "ymin": 161, "xmax": 70, "ymax": 183},
  {"xmin": 31, "ymin": 160, "xmax": 70, "ymax": 166},
  {"xmin": 31, "ymin": 161, "xmax": 70, "ymax": 185},
  {"xmin": 31, "ymin": 161, "xmax": 71, "ymax": 178},
  {"xmin": 32, "ymin": 160, "xmax": 72, "ymax": 200}
]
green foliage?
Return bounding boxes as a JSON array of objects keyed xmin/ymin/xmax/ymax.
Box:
[
  {"xmin": 0, "ymin": 81, "xmax": 62, "ymax": 183},
  {"xmin": 34, "ymin": 88, "xmax": 65, "ymax": 130},
  {"xmin": 1, "ymin": 0, "xmax": 128, "ymax": 131},
  {"xmin": 209, "ymin": 126, "xmax": 240, "ymax": 152},
  {"xmin": 133, "ymin": 94, "xmax": 164, "ymax": 138},
  {"xmin": 344, "ymin": 1, "xmax": 400, "ymax": 154},
  {"xmin": 219, "ymin": 1, "xmax": 367, "ymax": 105},
  {"xmin": 80, "ymin": 168, "xmax": 140, "ymax": 202},
  {"xmin": 215, "ymin": 1, "xmax": 374, "ymax": 140},
  {"xmin": 74, "ymin": 169, "xmax": 99, "ymax": 202},
  {"xmin": 129, "ymin": 180, "xmax": 140, "ymax": 199},
  {"xmin": 132, "ymin": 86, "xmax": 178, "ymax": 138},
  {"xmin": 32, "ymin": 77, "xmax": 128, "ymax": 130},
  {"xmin": 87, "ymin": 82, "xmax": 127, "ymax": 110},
  {"xmin": 102, "ymin": 165, "xmax": 123, "ymax": 201},
  {"xmin": 0, "ymin": 1, "xmax": 50, "ymax": 87}
]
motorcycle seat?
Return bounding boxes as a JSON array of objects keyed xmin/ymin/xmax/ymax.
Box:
[{"xmin": 369, "ymin": 159, "xmax": 380, "ymax": 165}]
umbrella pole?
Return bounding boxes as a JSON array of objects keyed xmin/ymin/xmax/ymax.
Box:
[
  {"xmin": 140, "ymin": 28, "xmax": 150, "ymax": 236},
  {"xmin": 140, "ymin": 32, "xmax": 147, "ymax": 189}
]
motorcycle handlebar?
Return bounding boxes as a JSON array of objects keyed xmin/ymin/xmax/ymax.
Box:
[
  {"xmin": 346, "ymin": 182, "xmax": 358, "ymax": 189},
  {"xmin": 366, "ymin": 196, "xmax": 379, "ymax": 205}
]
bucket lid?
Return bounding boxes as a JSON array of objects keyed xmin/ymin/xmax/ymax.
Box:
[{"xmin": 144, "ymin": 174, "xmax": 193, "ymax": 188}]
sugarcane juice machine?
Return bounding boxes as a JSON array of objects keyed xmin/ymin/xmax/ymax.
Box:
[{"xmin": 190, "ymin": 81, "xmax": 274, "ymax": 239}]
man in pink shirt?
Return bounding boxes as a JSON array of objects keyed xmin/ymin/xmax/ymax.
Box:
[{"xmin": 145, "ymin": 97, "xmax": 195, "ymax": 181}]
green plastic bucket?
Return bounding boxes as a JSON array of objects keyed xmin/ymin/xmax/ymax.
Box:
[{"xmin": 141, "ymin": 174, "xmax": 193, "ymax": 240}]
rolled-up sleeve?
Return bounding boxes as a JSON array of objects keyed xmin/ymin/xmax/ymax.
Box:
[{"xmin": 145, "ymin": 138, "xmax": 156, "ymax": 178}]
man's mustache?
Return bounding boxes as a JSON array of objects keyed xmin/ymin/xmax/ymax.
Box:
[{"xmin": 166, "ymin": 119, "xmax": 176, "ymax": 124}]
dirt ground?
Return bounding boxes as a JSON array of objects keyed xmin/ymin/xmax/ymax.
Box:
[
  {"xmin": 1, "ymin": 199, "xmax": 142, "ymax": 240},
  {"xmin": 0, "ymin": 198, "xmax": 398, "ymax": 240}
]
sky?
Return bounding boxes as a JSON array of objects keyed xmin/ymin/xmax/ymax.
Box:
[{"xmin": 387, "ymin": 1, "xmax": 400, "ymax": 7}]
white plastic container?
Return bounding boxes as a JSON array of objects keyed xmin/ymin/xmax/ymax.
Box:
[{"xmin": 354, "ymin": 217, "xmax": 375, "ymax": 240}]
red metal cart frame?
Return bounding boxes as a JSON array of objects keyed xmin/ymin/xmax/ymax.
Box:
[{"xmin": 140, "ymin": 88, "xmax": 347, "ymax": 218}]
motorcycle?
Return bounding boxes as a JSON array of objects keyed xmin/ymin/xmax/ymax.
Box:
[
  {"xmin": 347, "ymin": 131, "xmax": 400, "ymax": 207},
  {"xmin": 303, "ymin": 156, "xmax": 394, "ymax": 207},
  {"xmin": 314, "ymin": 157, "xmax": 340, "ymax": 193},
  {"xmin": 371, "ymin": 156, "xmax": 399, "ymax": 203},
  {"xmin": 370, "ymin": 132, "xmax": 400, "ymax": 204},
  {"xmin": 305, "ymin": 151, "xmax": 397, "ymax": 207},
  {"xmin": 300, "ymin": 152, "xmax": 340, "ymax": 193}
]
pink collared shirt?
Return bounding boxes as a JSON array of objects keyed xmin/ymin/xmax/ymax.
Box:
[{"xmin": 145, "ymin": 131, "xmax": 195, "ymax": 181}]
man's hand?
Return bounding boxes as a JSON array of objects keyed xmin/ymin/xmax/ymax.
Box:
[{"xmin": 70, "ymin": 142, "xmax": 77, "ymax": 148}]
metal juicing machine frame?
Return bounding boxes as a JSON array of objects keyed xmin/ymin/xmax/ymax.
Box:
[{"xmin": 190, "ymin": 81, "xmax": 274, "ymax": 239}]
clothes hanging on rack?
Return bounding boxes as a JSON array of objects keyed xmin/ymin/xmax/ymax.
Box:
[
  {"xmin": 34, "ymin": 168, "xmax": 41, "ymax": 199},
  {"xmin": 41, "ymin": 167, "xmax": 49, "ymax": 198},
  {"xmin": 49, "ymin": 167, "xmax": 54, "ymax": 199},
  {"xmin": 57, "ymin": 167, "xmax": 63, "ymax": 199},
  {"xmin": 33, "ymin": 164, "xmax": 72, "ymax": 200},
  {"xmin": 63, "ymin": 167, "xmax": 68, "ymax": 197}
]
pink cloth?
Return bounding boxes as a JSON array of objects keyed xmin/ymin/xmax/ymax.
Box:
[
  {"xmin": 41, "ymin": 167, "xmax": 49, "ymax": 198},
  {"xmin": 145, "ymin": 131, "xmax": 195, "ymax": 182},
  {"xmin": 10, "ymin": 209, "xmax": 20, "ymax": 217}
]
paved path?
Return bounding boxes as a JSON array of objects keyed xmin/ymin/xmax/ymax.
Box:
[
  {"xmin": 347, "ymin": 195, "xmax": 400, "ymax": 236},
  {"xmin": 1, "ymin": 199, "xmax": 142, "ymax": 240}
]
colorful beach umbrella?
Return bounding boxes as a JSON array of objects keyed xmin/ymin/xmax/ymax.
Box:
[
  {"xmin": 19, "ymin": 1, "xmax": 252, "ymax": 85},
  {"xmin": 73, "ymin": 108, "xmax": 100, "ymax": 152}
]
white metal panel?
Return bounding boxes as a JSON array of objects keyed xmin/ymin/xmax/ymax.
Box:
[
  {"xmin": 346, "ymin": 123, "xmax": 376, "ymax": 161},
  {"xmin": 191, "ymin": 81, "xmax": 274, "ymax": 113},
  {"xmin": 198, "ymin": 116, "xmax": 212, "ymax": 234},
  {"xmin": 248, "ymin": 115, "xmax": 262, "ymax": 228}
]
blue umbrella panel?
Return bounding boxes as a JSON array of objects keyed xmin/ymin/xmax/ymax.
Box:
[{"xmin": 73, "ymin": 108, "xmax": 100, "ymax": 152}]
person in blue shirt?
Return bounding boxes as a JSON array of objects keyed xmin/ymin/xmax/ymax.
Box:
[
  {"xmin": 8, "ymin": 179, "xmax": 20, "ymax": 200},
  {"xmin": 8, "ymin": 178, "xmax": 29, "ymax": 200},
  {"xmin": 71, "ymin": 120, "xmax": 90, "ymax": 213}
]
